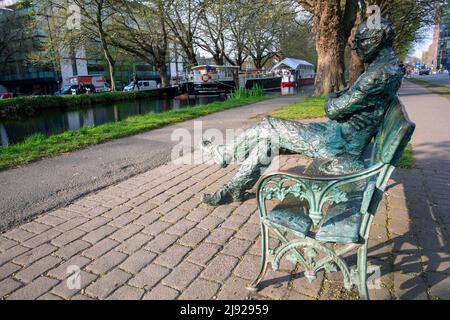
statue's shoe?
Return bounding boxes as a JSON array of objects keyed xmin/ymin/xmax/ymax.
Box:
[
  {"xmin": 201, "ymin": 187, "xmax": 245, "ymax": 206},
  {"xmin": 199, "ymin": 140, "xmax": 230, "ymax": 168}
]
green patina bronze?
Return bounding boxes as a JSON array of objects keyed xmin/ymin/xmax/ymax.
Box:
[{"xmin": 200, "ymin": 18, "xmax": 416, "ymax": 299}]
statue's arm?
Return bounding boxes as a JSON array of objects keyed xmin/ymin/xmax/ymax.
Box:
[{"xmin": 325, "ymin": 72, "xmax": 383, "ymax": 120}]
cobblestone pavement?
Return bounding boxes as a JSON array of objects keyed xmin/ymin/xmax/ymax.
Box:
[{"xmin": 0, "ymin": 148, "xmax": 448, "ymax": 300}]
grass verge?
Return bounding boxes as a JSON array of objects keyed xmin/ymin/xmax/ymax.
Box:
[
  {"xmin": 269, "ymin": 96, "xmax": 414, "ymax": 168},
  {"xmin": 407, "ymin": 78, "xmax": 450, "ymax": 99},
  {"xmin": 0, "ymin": 91, "xmax": 273, "ymax": 171}
]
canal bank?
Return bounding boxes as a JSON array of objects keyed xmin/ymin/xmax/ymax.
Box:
[{"xmin": 0, "ymin": 92, "xmax": 312, "ymax": 231}]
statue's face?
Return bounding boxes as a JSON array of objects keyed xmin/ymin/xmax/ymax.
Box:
[{"xmin": 352, "ymin": 24, "xmax": 385, "ymax": 63}]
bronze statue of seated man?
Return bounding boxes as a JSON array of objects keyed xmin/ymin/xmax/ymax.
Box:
[{"xmin": 200, "ymin": 18, "xmax": 403, "ymax": 206}]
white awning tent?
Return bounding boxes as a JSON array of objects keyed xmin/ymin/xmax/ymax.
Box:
[{"xmin": 271, "ymin": 58, "xmax": 314, "ymax": 72}]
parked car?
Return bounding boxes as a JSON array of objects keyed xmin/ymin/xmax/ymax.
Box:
[
  {"xmin": 54, "ymin": 84, "xmax": 96, "ymax": 95},
  {"xmin": 419, "ymin": 67, "xmax": 430, "ymax": 76},
  {"xmin": 124, "ymin": 80, "xmax": 158, "ymax": 92},
  {"xmin": 0, "ymin": 92, "xmax": 14, "ymax": 99}
]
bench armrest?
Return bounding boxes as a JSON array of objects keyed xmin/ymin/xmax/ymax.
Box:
[{"xmin": 256, "ymin": 163, "xmax": 389, "ymax": 225}]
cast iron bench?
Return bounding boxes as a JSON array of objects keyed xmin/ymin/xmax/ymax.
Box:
[{"xmin": 247, "ymin": 98, "xmax": 415, "ymax": 299}]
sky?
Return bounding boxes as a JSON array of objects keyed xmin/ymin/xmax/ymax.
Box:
[{"xmin": 411, "ymin": 27, "xmax": 435, "ymax": 59}]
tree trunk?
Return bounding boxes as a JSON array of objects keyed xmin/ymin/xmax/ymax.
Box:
[
  {"xmin": 347, "ymin": 7, "xmax": 365, "ymax": 84},
  {"xmin": 156, "ymin": 63, "xmax": 169, "ymax": 88},
  {"xmin": 106, "ymin": 58, "xmax": 116, "ymax": 91},
  {"xmin": 313, "ymin": 0, "xmax": 346, "ymax": 96}
]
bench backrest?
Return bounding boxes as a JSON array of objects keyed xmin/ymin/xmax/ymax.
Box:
[{"xmin": 371, "ymin": 98, "xmax": 416, "ymax": 167}]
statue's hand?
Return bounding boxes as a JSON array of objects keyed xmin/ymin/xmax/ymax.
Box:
[{"xmin": 347, "ymin": 113, "xmax": 373, "ymax": 130}]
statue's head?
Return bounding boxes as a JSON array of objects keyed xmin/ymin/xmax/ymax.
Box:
[{"xmin": 352, "ymin": 18, "xmax": 395, "ymax": 63}]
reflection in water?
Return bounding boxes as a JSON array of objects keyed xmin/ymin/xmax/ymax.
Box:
[
  {"xmin": 0, "ymin": 95, "xmax": 225, "ymax": 146},
  {"xmin": 0, "ymin": 87, "xmax": 304, "ymax": 147}
]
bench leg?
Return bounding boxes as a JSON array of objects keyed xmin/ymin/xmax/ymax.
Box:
[
  {"xmin": 357, "ymin": 244, "xmax": 369, "ymax": 300},
  {"xmin": 247, "ymin": 224, "xmax": 269, "ymax": 292}
]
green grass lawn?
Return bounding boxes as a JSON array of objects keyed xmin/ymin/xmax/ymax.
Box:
[
  {"xmin": 407, "ymin": 78, "xmax": 450, "ymax": 98},
  {"xmin": 269, "ymin": 95, "xmax": 326, "ymax": 119},
  {"xmin": 0, "ymin": 92, "xmax": 273, "ymax": 171},
  {"xmin": 269, "ymin": 96, "xmax": 414, "ymax": 169}
]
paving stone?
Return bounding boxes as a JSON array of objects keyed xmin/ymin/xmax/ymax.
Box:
[
  {"xmin": 393, "ymin": 254, "xmax": 424, "ymax": 274},
  {"xmin": 82, "ymin": 238, "xmax": 119, "ymax": 259},
  {"xmin": 211, "ymin": 205, "xmax": 235, "ymax": 219},
  {"xmin": 133, "ymin": 201, "xmax": 158, "ymax": 215},
  {"xmin": 160, "ymin": 209, "xmax": 189, "ymax": 224},
  {"xmin": 20, "ymin": 222, "xmax": 51, "ymax": 235},
  {"xmin": 368, "ymin": 287, "xmax": 393, "ymax": 300},
  {"xmin": 85, "ymin": 269, "xmax": 132, "ymax": 299},
  {"xmin": 255, "ymin": 269, "xmax": 290, "ymax": 300},
  {"xmin": 37, "ymin": 293, "xmax": 64, "ymax": 300},
  {"xmin": 124, "ymin": 196, "xmax": 149, "ymax": 208},
  {"xmin": 13, "ymin": 243, "xmax": 57, "ymax": 266},
  {"xmin": 128, "ymin": 264, "xmax": 170, "ymax": 290},
  {"xmin": 145, "ymin": 233, "xmax": 178, "ymax": 254},
  {"xmin": 178, "ymin": 278, "xmax": 220, "ymax": 300},
  {"xmin": 109, "ymin": 224, "xmax": 144, "ymax": 242},
  {"xmin": 134, "ymin": 212, "xmax": 161, "ymax": 226},
  {"xmin": 71, "ymin": 294, "xmax": 96, "ymax": 300},
  {"xmin": 221, "ymin": 214, "xmax": 249, "ymax": 230},
  {"xmin": 109, "ymin": 212, "xmax": 140, "ymax": 228},
  {"xmin": 15, "ymin": 255, "xmax": 62, "ymax": 283},
  {"xmin": 7, "ymin": 276, "xmax": 59, "ymax": 300},
  {"xmin": 51, "ymin": 271, "xmax": 98, "ymax": 299},
  {"xmin": 82, "ymin": 206, "xmax": 111, "ymax": 219},
  {"xmin": 217, "ymin": 276, "xmax": 251, "ymax": 300},
  {"xmin": 285, "ymin": 290, "xmax": 316, "ymax": 300},
  {"xmin": 186, "ymin": 243, "xmax": 221, "ymax": 267},
  {"xmin": 165, "ymin": 219, "xmax": 197, "ymax": 237},
  {"xmin": 22, "ymin": 229, "xmax": 62, "ymax": 248},
  {"xmin": 427, "ymin": 272, "xmax": 450, "ymax": 300},
  {"xmin": 0, "ymin": 277, "xmax": 22, "ymax": 298},
  {"xmin": 205, "ymin": 228, "xmax": 235, "ymax": 245},
  {"xmin": 3, "ymin": 228, "xmax": 35, "ymax": 242},
  {"xmin": 36, "ymin": 215, "xmax": 66, "ymax": 227},
  {"xmin": 51, "ymin": 229, "xmax": 86, "ymax": 247},
  {"xmin": 393, "ymin": 272, "xmax": 429, "ymax": 300},
  {"xmin": 153, "ymin": 244, "xmax": 191, "ymax": 269},
  {"xmin": 142, "ymin": 220, "xmax": 172, "ymax": 236},
  {"xmin": 77, "ymin": 217, "xmax": 110, "ymax": 233},
  {"xmin": 186, "ymin": 208, "xmax": 211, "ymax": 223},
  {"xmin": 119, "ymin": 249, "xmax": 156, "ymax": 274},
  {"xmin": 197, "ymin": 216, "xmax": 224, "ymax": 231},
  {"xmin": 54, "ymin": 240, "xmax": 91, "ymax": 260},
  {"xmin": 54, "ymin": 217, "xmax": 89, "ymax": 232},
  {"xmin": 291, "ymin": 271, "xmax": 324, "ymax": 297},
  {"xmin": 82, "ymin": 225, "xmax": 117, "ymax": 244},
  {"xmin": 0, "ymin": 236, "xmax": 17, "ymax": 252},
  {"xmin": 116, "ymin": 233, "xmax": 151, "ymax": 255},
  {"xmin": 0, "ymin": 262, "xmax": 21, "ymax": 281},
  {"xmin": 234, "ymin": 223, "xmax": 260, "ymax": 241},
  {"xmin": 107, "ymin": 285, "xmax": 145, "ymax": 300},
  {"xmin": 0, "ymin": 245, "xmax": 30, "ymax": 267},
  {"xmin": 162, "ymin": 261, "xmax": 203, "ymax": 291},
  {"xmin": 86, "ymin": 251, "xmax": 128, "ymax": 275},
  {"xmin": 102, "ymin": 205, "xmax": 132, "ymax": 219},
  {"xmin": 202, "ymin": 254, "xmax": 239, "ymax": 282},
  {"xmin": 221, "ymin": 238, "xmax": 252, "ymax": 257},
  {"xmin": 47, "ymin": 255, "xmax": 92, "ymax": 280},
  {"xmin": 421, "ymin": 250, "xmax": 450, "ymax": 273},
  {"xmin": 142, "ymin": 284, "xmax": 179, "ymax": 300},
  {"xmin": 179, "ymin": 228, "xmax": 209, "ymax": 247},
  {"xmin": 233, "ymin": 254, "xmax": 261, "ymax": 281}
]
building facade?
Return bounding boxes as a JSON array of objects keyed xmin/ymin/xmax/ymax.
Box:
[
  {"xmin": 436, "ymin": 8, "xmax": 450, "ymax": 70},
  {"xmin": 0, "ymin": 0, "xmax": 184, "ymax": 95}
]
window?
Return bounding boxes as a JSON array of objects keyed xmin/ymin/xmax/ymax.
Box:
[{"xmin": 142, "ymin": 82, "xmax": 150, "ymax": 87}]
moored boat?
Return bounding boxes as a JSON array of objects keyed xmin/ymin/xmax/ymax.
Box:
[{"xmin": 180, "ymin": 65, "xmax": 281, "ymax": 96}]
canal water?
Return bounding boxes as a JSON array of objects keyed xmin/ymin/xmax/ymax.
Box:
[{"xmin": 0, "ymin": 87, "xmax": 300, "ymax": 147}]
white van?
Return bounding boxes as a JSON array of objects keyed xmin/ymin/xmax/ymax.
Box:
[{"xmin": 124, "ymin": 80, "xmax": 158, "ymax": 92}]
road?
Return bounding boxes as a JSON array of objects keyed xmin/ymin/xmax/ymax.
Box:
[
  {"xmin": 409, "ymin": 73, "xmax": 450, "ymax": 86},
  {"xmin": 0, "ymin": 94, "xmax": 306, "ymax": 231}
]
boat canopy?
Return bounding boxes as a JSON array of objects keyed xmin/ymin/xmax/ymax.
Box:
[
  {"xmin": 271, "ymin": 58, "xmax": 314, "ymax": 71},
  {"xmin": 192, "ymin": 65, "xmax": 240, "ymax": 70}
]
